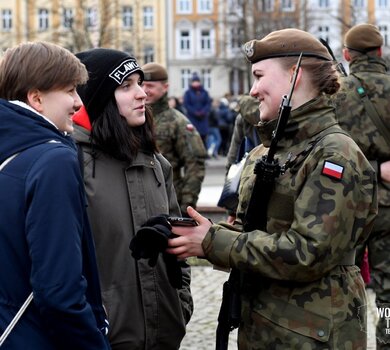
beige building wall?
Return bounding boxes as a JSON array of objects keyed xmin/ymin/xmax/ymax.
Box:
[{"xmin": 0, "ymin": 0, "xmax": 166, "ymax": 66}]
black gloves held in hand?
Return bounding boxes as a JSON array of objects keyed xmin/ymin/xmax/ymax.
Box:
[
  {"xmin": 130, "ymin": 214, "xmax": 172, "ymax": 267},
  {"xmin": 129, "ymin": 214, "xmax": 183, "ymax": 289}
]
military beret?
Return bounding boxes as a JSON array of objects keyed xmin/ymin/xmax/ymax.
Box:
[
  {"xmin": 243, "ymin": 28, "xmax": 332, "ymax": 63},
  {"xmin": 142, "ymin": 62, "xmax": 168, "ymax": 81},
  {"xmin": 344, "ymin": 24, "xmax": 383, "ymax": 52}
]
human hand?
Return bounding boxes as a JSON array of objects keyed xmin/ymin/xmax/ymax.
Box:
[
  {"xmin": 166, "ymin": 206, "xmax": 212, "ymax": 260},
  {"xmin": 226, "ymin": 215, "xmax": 236, "ymax": 225},
  {"xmin": 380, "ymin": 160, "xmax": 390, "ymax": 183}
]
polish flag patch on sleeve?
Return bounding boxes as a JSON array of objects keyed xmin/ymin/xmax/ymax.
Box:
[{"xmin": 322, "ymin": 161, "xmax": 344, "ymax": 180}]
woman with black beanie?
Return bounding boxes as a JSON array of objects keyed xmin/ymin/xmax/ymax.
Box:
[{"xmin": 72, "ymin": 48, "xmax": 193, "ymax": 350}]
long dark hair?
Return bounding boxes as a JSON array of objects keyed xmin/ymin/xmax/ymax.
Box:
[{"xmin": 91, "ymin": 96, "xmax": 157, "ymax": 162}]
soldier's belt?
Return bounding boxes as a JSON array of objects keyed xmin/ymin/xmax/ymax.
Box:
[{"xmin": 338, "ymin": 250, "xmax": 356, "ymax": 265}]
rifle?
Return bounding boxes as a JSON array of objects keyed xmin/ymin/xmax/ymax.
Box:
[
  {"xmin": 319, "ymin": 38, "xmax": 347, "ymax": 77},
  {"xmin": 215, "ymin": 53, "xmax": 303, "ymax": 350},
  {"xmin": 244, "ymin": 52, "xmax": 303, "ymax": 232},
  {"xmin": 215, "ymin": 269, "xmax": 241, "ymax": 350}
]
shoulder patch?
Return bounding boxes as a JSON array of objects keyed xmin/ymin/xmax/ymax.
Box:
[
  {"xmin": 322, "ymin": 161, "xmax": 344, "ymax": 180},
  {"xmin": 186, "ymin": 124, "xmax": 195, "ymax": 131}
]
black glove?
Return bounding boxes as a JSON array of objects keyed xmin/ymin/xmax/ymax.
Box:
[
  {"xmin": 163, "ymin": 252, "xmax": 183, "ymax": 289},
  {"xmin": 129, "ymin": 214, "xmax": 172, "ymax": 267}
]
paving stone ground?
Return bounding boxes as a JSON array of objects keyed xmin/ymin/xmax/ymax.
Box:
[{"xmin": 180, "ymin": 265, "xmax": 378, "ymax": 350}]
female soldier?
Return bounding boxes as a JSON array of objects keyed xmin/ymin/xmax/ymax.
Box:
[
  {"xmin": 168, "ymin": 28, "xmax": 377, "ymax": 349},
  {"xmin": 72, "ymin": 48, "xmax": 193, "ymax": 350}
]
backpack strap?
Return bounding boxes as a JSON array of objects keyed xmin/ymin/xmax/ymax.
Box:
[{"xmin": 349, "ymin": 74, "xmax": 390, "ymax": 148}]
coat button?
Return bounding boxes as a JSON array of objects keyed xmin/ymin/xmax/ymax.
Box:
[
  {"xmin": 317, "ymin": 329, "xmax": 325, "ymax": 337},
  {"xmin": 150, "ymin": 160, "xmax": 154, "ymax": 165}
]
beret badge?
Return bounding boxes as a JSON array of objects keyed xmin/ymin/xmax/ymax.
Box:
[{"xmin": 244, "ymin": 41, "xmax": 254, "ymax": 58}]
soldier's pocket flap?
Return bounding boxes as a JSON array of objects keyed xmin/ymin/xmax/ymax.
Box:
[{"xmin": 253, "ymin": 291, "xmax": 331, "ymax": 343}]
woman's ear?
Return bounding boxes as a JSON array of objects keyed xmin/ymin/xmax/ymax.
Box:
[
  {"xmin": 26, "ymin": 89, "xmax": 43, "ymax": 112},
  {"xmin": 289, "ymin": 65, "xmax": 302, "ymax": 85}
]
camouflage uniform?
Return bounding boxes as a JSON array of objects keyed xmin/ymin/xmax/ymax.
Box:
[
  {"xmin": 202, "ymin": 96, "xmax": 377, "ymax": 349},
  {"xmin": 333, "ymin": 54, "xmax": 390, "ymax": 347},
  {"xmin": 150, "ymin": 93, "xmax": 207, "ymax": 214},
  {"xmin": 226, "ymin": 95, "xmax": 260, "ymax": 172}
]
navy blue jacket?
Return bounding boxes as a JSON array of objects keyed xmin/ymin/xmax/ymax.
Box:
[
  {"xmin": 0, "ymin": 100, "xmax": 110, "ymax": 349},
  {"xmin": 183, "ymin": 86, "xmax": 211, "ymax": 137}
]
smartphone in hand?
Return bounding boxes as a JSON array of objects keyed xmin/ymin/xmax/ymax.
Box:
[{"xmin": 168, "ymin": 217, "xmax": 198, "ymax": 226}]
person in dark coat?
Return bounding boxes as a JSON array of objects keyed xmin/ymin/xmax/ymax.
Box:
[
  {"xmin": 183, "ymin": 73, "xmax": 212, "ymax": 145},
  {"xmin": 73, "ymin": 48, "xmax": 193, "ymax": 350},
  {"xmin": 0, "ymin": 42, "xmax": 110, "ymax": 349}
]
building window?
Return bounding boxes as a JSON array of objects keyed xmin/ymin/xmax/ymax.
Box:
[
  {"xmin": 181, "ymin": 68, "xmax": 192, "ymax": 89},
  {"xmin": 38, "ymin": 8, "xmax": 49, "ymax": 31},
  {"xmin": 2, "ymin": 9, "xmax": 12, "ymax": 31},
  {"xmin": 123, "ymin": 44, "xmax": 134, "ymax": 55},
  {"xmin": 230, "ymin": 27, "xmax": 243, "ymax": 49},
  {"xmin": 144, "ymin": 46, "xmax": 154, "ymax": 63},
  {"xmin": 281, "ymin": 0, "xmax": 294, "ymax": 11},
  {"xmin": 177, "ymin": 0, "xmax": 192, "ymax": 14},
  {"xmin": 378, "ymin": 0, "xmax": 388, "ymax": 7},
  {"xmin": 63, "ymin": 8, "xmax": 73, "ymax": 28},
  {"xmin": 200, "ymin": 68, "xmax": 211, "ymax": 90},
  {"xmin": 143, "ymin": 6, "xmax": 153, "ymax": 29},
  {"xmin": 123, "ymin": 6, "xmax": 133, "ymax": 28},
  {"xmin": 318, "ymin": 25, "xmax": 329, "ymax": 42},
  {"xmin": 319, "ymin": 0, "xmax": 330, "ymax": 7},
  {"xmin": 200, "ymin": 29, "xmax": 211, "ymax": 51},
  {"xmin": 379, "ymin": 25, "xmax": 388, "ymax": 46},
  {"xmin": 261, "ymin": 0, "xmax": 274, "ymax": 11},
  {"xmin": 198, "ymin": 0, "xmax": 212, "ymax": 13},
  {"xmin": 86, "ymin": 7, "xmax": 97, "ymax": 28},
  {"xmin": 353, "ymin": 0, "xmax": 365, "ymax": 7},
  {"xmin": 179, "ymin": 30, "xmax": 191, "ymax": 54}
]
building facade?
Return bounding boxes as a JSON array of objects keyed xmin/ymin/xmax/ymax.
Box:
[
  {"xmin": 0, "ymin": 0, "xmax": 389, "ymax": 99},
  {"xmin": 0, "ymin": 0, "xmax": 167, "ymax": 66}
]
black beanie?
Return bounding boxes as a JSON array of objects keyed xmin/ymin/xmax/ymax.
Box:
[{"xmin": 75, "ymin": 48, "xmax": 144, "ymax": 123}]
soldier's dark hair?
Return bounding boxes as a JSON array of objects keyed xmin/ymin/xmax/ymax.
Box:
[
  {"xmin": 91, "ymin": 96, "xmax": 157, "ymax": 162},
  {"xmin": 278, "ymin": 56, "xmax": 340, "ymax": 96},
  {"xmin": 347, "ymin": 47, "xmax": 381, "ymax": 60}
]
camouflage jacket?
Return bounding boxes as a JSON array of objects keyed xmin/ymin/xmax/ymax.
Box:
[
  {"xmin": 226, "ymin": 96, "xmax": 260, "ymax": 172},
  {"xmin": 333, "ymin": 55, "xmax": 390, "ymax": 206},
  {"xmin": 150, "ymin": 94, "xmax": 206, "ymax": 213},
  {"xmin": 203, "ymin": 96, "xmax": 378, "ymax": 348}
]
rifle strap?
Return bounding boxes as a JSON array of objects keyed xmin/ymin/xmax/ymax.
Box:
[{"xmin": 349, "ymin": 74, "xmax": 390, "ymax": 148}]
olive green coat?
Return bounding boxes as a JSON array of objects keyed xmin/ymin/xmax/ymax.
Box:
[{"xmin": 73, "ymin": 125, "xmax": 193, "ymax": 350}]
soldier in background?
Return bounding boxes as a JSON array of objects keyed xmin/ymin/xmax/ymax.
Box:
[
  {"xmin": 142, "ymin": 63, "xmax": 207, "ymax": 215},
  {"xmin": 219, "ymin": 95, "xmax": 260, "ymax": 222},
  {"xmin": 225, "ymin": 95, "xmax": 260, "ymax": 173},
  {"xmin": 168, "ymin": 28, "xmax": 377, "ymax": 349},
  {"xmin": 333, "ymin": 23, "xmax": 390, "ymax": 348}
]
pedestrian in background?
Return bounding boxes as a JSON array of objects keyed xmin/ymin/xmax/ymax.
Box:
[
  {"xmin": 142, "ymin": 62, "xmax": 207, "ymax": 216},
  {"xmin": 220, "ymin": 94, "xmax": 260, "ymax": 222},
  {"xmin": 333, "ymin": 23, "xmax": 390, "ymax": 349},
  {"xmin": 72, "ymin": 49, "xmax": 193, "ymax": 350},
  {"xmin": 168, "ymin": 95, "xmax": 188, "ymax": 116},
  {"xmin": 206, "ymin": 98, "xmax": 222, "ymax": 158},
  {"xmin": 0, "ymin": 42, "xmax": 110, "ymax": 349},
  {"xmin": 216, "ymin": 97, "xmax": 236, "ymax": 156},
  {"xmin": 168, "ymin": 29, "xmax": 377, "ymax": 349},
  {"xmin": 183, "ymin": 73, "xmax": 212, "ymax": 146}
]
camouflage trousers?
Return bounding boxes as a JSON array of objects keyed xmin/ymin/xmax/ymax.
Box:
[{"xmin": 356, "ymin": 206, "xmax": 390, "ymax": 349}]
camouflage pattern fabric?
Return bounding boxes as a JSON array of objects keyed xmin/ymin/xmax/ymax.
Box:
[
  {"xmin": 333, "ymin": 54, "xmax": 390, "ymax": 348},
  {"xmin": 150, "ymin": 93, "xmax": 206, "ymax": 214},
  {"xmin": 202, "ymin": 96, "xmax": 377, "ymax": 349},
  {"xmin": 226, "ymin": 95, "xmax": 260, "ymax": 172}
]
